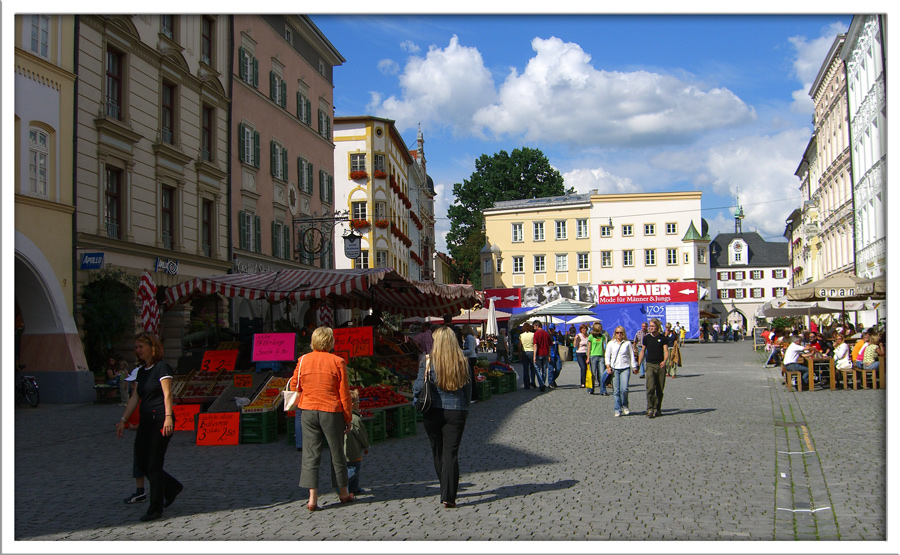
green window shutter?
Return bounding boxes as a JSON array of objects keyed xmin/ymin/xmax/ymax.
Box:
[
  {"xmin": 307, "ymin": 162, "xmax": 314, "ymax": 193},
  {"xmin": 239, "ymin": 210, "xmax": 247, "ymax": 250},
  {"xmin": 269, "ymin": 72, "xmax": 276, "ymax": 100},
  {"xmin": 297, "ymin": 158, "xmax": 303, "ymax": 190},
  {"xmin": 270, "ymin": 141, "xmax": 276, "ymax": 176},
  {"xmin": 329, "ymin": 176, "xmax": 334, "ymax": 204},
  {"xmin": 296, "ymin": 92, "xmax": 302, "ymax": 119},
  {"xmin": 253, "ymin": 132, "xmax": 260, "ymax": 169},
  {"xmin": 280, "ymin": 81, "xmax": 287, "ymax": 109},
  {"xmin": 271, "ymin": 221, "xmax": 277, "ymax": 256},
  {"xmin": 327, "ymin": 116, "xmax": 332, "ymax": 139},
  {"xmin": 254, "ymin": 216, "xmax": 262, "ymax": 253},
  {"xmin": 319, "ymin": 170, "xmax": 325, "ymax": 198},
  {"xmin": 283, "ymin": 225, "xmax": 291, "ymax": 259},
  {"xmin": 238, "ymin": 48, "xmax": 246, "ymax": 81},
  {"xmin": 238, "ymin": 124, "xmax": 245, "ymax": 163},
  {"xmin": 252, "ymin": 57, "xmax": 259, "ymax": 87},
  {"xmin": 305, "ymin": 99, "xmax": 312, "ymax": 125},
  {"xmin": 281, "ymin": 148, "xmax": 288, "ymax": 181}
]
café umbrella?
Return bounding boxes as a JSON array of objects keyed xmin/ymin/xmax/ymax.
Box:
[{"xmin": 785, "ymin": 272, "xmax": 885, "ymax": 302}]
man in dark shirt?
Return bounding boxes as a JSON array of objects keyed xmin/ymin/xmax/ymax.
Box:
[
  {"xmin": 532, "ymin": 320, "xmax": 552, "ymax": 392},
  {"xmin": 638, "ymin": 318, "xmax": 669, "ymax": 418}
]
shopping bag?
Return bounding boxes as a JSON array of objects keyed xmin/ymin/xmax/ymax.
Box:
[{"xmin": 585, "ymin": 369, "xmax": 593, "ymax": 389}]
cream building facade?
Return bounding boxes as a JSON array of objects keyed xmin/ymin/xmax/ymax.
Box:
[
  {"xmin": 14, "ymin": 14, "xmax": 93, "ymax": 402},
  {"xmin": 793, "ymin": 137, "xmax": 822, "ymax": 286}
]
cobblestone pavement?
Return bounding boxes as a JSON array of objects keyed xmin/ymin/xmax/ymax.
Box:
[{"xmin": 10, "ymin": 341, "xmax": 887, "ymax": 545}]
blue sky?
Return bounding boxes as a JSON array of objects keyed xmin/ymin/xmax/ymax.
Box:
[{"xmin": 310, "ymin": 14, "xmax": 851, "ymax": 253}]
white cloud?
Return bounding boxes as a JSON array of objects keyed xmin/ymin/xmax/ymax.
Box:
[
  {"xmin": 400, "ymin": 40, "xmax": 420, "ymax": 54},
  {"xmin": 431, "ymin": 181, "xmax": 451, "ymax": 253},
  {"xmin": 561, "ymin": 167, "xmax": 642, "ymax": 195},
  {"xmin": 377, "ymin": 58, "xmax": 400, "ymax": 75},
  {"xmin": 788, "ymin": 21, "xmax": 849, "ymax": 114},
  {"xmin": 366, "ymin": 35, "xmax": 496, "ymax": 134},
  {"xmin": 473, "ymin": 36, "xmax": 755, "ymax": 147}
]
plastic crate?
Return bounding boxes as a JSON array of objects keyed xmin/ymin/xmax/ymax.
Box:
[
  {"xmin": 388, "ymin": 404, "xmax": 416, "ymax": 438},
  {"xmin": 489, "ymin": 375, "xmax": 503, "ymax": 394},
  {"xmin": 363, "ymin": 410, "xmax": 387, "ymax": 443},
  {"xmin": 286, "ymin": 416, "xmax": 296, "ymax": 445},
  {"xmin": 474, "ymin": 380, "xmax": 492, "ymax": 401},
  {"xmin": 241, "ymin": 410, "xmax": 278, "ymax": 444},
  {"xmin": 504, "ymin": 372, "xmax": 517, "ymax": 392}
]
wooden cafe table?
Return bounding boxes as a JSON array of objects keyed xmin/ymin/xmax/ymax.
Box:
[{"xmin": 806, "ymin": 355, "xmax": 836, "ymax": 390}]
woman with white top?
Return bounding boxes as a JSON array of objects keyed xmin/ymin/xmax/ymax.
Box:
[
  {"xmin": 573, "ymin": 324, "xmax": 590, "ymax": 388},
  {"xmin": 605, "ymin": 326, "xmax": 637, "ymax": 417}
]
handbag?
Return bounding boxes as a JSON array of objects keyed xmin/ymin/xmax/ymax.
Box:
[
  {"xmin": 414, "ymin": 356, "xmax": 438, "ymax": 413},
  {"xmin": 283, "ymin": 355, "xmax": 305, "ymax": 412}
]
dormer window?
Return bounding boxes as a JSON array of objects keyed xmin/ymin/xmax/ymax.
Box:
[{"xmin": 728, "ymin": 239, "xmax": 747, "ymax": 266}]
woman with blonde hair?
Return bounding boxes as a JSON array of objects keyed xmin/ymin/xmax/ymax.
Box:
[
  {"xmin": 414, "ymin": 326, "xmax": 472, "ymax": 508},
  {"xmin": 605, "ymin": 326, "xmax": 636, "ymax": 417},
  {"xmin": 288, "ymin": 326, "xmax": 354, "ymax": 511}
]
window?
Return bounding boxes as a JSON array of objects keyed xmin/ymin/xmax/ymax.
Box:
[
  {"xmin": 272, "ymin": 221, "xmax": 291, "ymax": 259},
  {"xmin": 684, "ymin": 253, "xmax": 689, "ymax": 264},
  {"xmin": 161, "ymin": 186, "xmax": 175, "ymax": 249},
  {"xmin": 355, "ymin": 250, "xmax": 369, "ymax": 270},
  {"xmin": 577, "ymin": 253, "xmax": 589, "ymax": 271},
  {"xmin": 576, "ymin": 219, "xmax": 588, "ymax": 239},
  {"xmin": 667, "ymin": 248, "xmax": 678, "ymax": 265},
  {"xmin": 600, "ymin": 225, "xmax": 612, "ymax": 238},
  {"xmin": 511, "ymin": 223, "xmax": 523, "ymax": 243},
  {"xmin": 556, "ymin": 254, "xmax": 568, "ymax": 272},
  {"xmin": 270, "ymin": 72, "xmax": 287, "ymax": 108},
  {"xmin": 733, "ymin": 271, "xmax": 745, "ymax": 280},
  {"xmin": 238, "ymin": 124, "xmax": 260, "ymax": 168},
  {"xmin": 238, "ymin": 47, "xmax": 259, "ymax": 87},
  {"xmin": 374, "ymin": 201, "xmax": 387, "ymax": 220},
  {"xmin": 644, "ymin": 223, "xmax": 655, "ymax": 236},
  {"xmin": 719, "ymin": 271, "xmax": 730, "ymax": 280},
  {"xmin": 201, "ymin": 17, "xmax": 214, "ymax": 66},
  {"xmin": 666, "ymin": 222, "xmax": 677, "ymax": 235},
  {"xmin": 734, "ymin": 252, "xmax": 742, "ymax": 262},
  {"xmin": 317, "ymin": 109, "xmax": 332, "ymax": 139},
  {"xmin": 296, "ymin": 91, "xmax": 312, "ymax": 125},
  {"xmin": 513, "ymin": 256, "xmax": 524, "ymax": 273},
  {"xmin": 270, "ymin": 141, "xmax": 287, "ymax": 181},
  {"xmin": 483, "ymin": 258, "xmax": 492, "ymax": 275},
  {"xmin": 623, "ymin": 250, "xmax": 634, "ymax": 267},
  {"xmin": 773, "ymin": 287, "xmax": 787, "ymax": 297},
  {"xmin": 105, "ymin": 167, "xmax": 122, "ymax": 239},
  {"xmin": 161, "ymin": 15, "xmax": 175, "ymax": 39},
  {"xmin": 735, "ymin": 289, "xmax": 745, "ymax": 299},
  {"xmin": 645, "ymin": 249, "xmax": 656, "ymax": 266},
  {"xmin": 533, "ymin": 222, "xmax": 544, "ymax": 241},
  {"xmin": 377, "ymin": 250, "xmax": 388, "ymax": 268},
  {"xmin": 751, "ymin": 288, "xmax": 764, "ymax": 298},
  {"xmin": 319, "ymin": 171, "xmax": 334, "ymax": 205},
  {"xmin": 239, "ymin": 210, "xmax": 261, "ymax": 253},
  {"xmin": 697, "ymin": 248, "xmax": 706, "ymax": 263},
  {"xmin": 201, "ymin": 106, "xmax": 214, "ymax": 161},
  {"xmin": 555, "ymin": 220, "xmax": 567, "ymax": 240},
  {"xmin": 496, "ymin": 258, "xmax": 503, "ymax": 273},
  {"xmin": 105, "ymin": 47, "xmax": 123, "ymax": 119},
  {"xmin": 622, "ymin": 224, "xmax": 633, "ymax": 237},
  {"xmin": 601, "ymin": 251, "xmax": 612, "ymax": 268},
  {"xmin": 297, "ymin": 157, "xmax": 312, "ymax": 193},
  {"xmin": 201, "ymin": 199, "xmax": 213, "ymax": 257},
  {"xmin": 350, "ymin": 153, "xmax": 366, "ymax": 173},
  {"xmin": 161, "ymin": 82, "xmax": 176, "ymax": 144},
  {"xmin": 284, "ymin": 26, "xmax": 292, "ymax": 44},
  {"xmin": 30, "ymin": 15, "xmax": 50, "ymax": 58},
  {"xmin": 751, "ymin": 270, "xmax": 763, "ymax": 280},
  {"xmin": 534, "ymin": 255, "xmax": 546, "ymax": 273},
  {"xmin": 351, "ymin": 201, "xmax": 367, "ymax": 221},
  {"xmin": 773, "ymin": 269, "xmax": 787, "ymax": 279},
  {"xmin": 28, "ymin": 128, "xmax": 49, "ymax": 197},
  {"xmin": 373, "ymin": 154, "xmax": 386, "ymax": 173}
]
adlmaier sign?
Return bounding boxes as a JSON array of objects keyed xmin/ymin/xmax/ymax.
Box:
[{"xmin": 597, "ymin": 282, "xmax": 698, "ymax": 304}]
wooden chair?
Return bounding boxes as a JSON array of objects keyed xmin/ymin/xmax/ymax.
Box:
[
  {"xmin": 858, "ymin": 366, "xmax": 878, "ymax": 389},
  {"xmin": 837, "ymin": 366, "xmax": 857, "ymax": 389},
  {"xmin": 783, "ymin": 365, "xmax": 805, "ymax": 392}
]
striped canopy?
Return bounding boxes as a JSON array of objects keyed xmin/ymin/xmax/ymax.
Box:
[{"xmin": 164, "ymin": 268, "xmax": 482, "ymax": 318}]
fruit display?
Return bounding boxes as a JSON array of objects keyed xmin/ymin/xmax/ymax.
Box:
[
  {"xmin": 353, "ymin": 385, "xmax": 410, "ymax": 410},
  {"xmin": 347, "ymin": 357, "xmax": 395, "ymax": 387},
  {"xmin": 242, "ymin": 376, "xmax": 289, "ymax": 413}
]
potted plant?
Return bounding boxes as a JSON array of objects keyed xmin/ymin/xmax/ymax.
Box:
[
  {"xmin": 350, "ymin": 219, "xmax": 371, "ymax": 230},
  {"xmin": 373, "ymin": 170, "xmax": 387, "ymax": 179},
  {"xmin": 350, "ymin": 170, "xmax": 368, "ymax": 180}
]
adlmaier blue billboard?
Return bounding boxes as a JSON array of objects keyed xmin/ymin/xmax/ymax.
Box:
[{"xmin": 593, "ymin": 282, "xmax": 699, "ymax": 341}]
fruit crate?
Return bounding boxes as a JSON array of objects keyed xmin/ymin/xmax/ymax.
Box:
[
  {"xmin": 240, "ymin": 410, "xmax": 278, "ymax": 444},
  {"xmin": 387, "ymin": 404, "xmax": 416, "ymax": 438},
  {"xmin": 362, "ymin": 410, "xmax": 387, "ymax": 443},
  {"xmin": 489, "ymin": 375, "xmax": 511, "ymax": 394},
  {"xmin": 474, "ymin": 380, "xmax": 492, "ymax": 401},
  {"xmin": 504, "ymin": 372, "xmax": 517, "ymax": 392}
]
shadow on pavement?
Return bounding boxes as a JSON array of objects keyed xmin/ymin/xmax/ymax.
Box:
[{"xmin": 455, "ymin": 479, "xmax": 579, "ymax": 507}]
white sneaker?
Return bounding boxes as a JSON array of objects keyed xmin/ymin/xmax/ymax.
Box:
[
  {"xmin": 622, "ymin": 407, "xmax": 630, "ymax": 415},
  {"xmin": 614, "ymin": 410, "xmax": 621, "ymax": 417}
]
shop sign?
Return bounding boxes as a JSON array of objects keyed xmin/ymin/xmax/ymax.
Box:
[
  {"xmin": 80, "ymin": 252, "xmax": 105, "ymax": 270},
  {"xmin": 344, "ymin": 234, "xmax": 361, "ymax": 259},
  {"xmin": 173, "ymin": 404, "xmax": 201, "ymax": 431},
  {"xmin": 195, "ymin": 412, "xmax": 240, "ymax": 446},
  {"xmin": 252, "ymin": 333, "xmax": 296, "ymax": 361},
  {"xmin": 334, "ymin": 326, "xmax": 374, "ymax": 358},
  {"xmin": 200, "ymin": 349, "xmax": 239, "ymax": 372},
  {"xmin": 817, "ymin": 286, "xmax": 865, "ymax": 298},
  {"xmin": 232, "ymin": 256, "xmax": 278, "ymax": 274},
  {"xmin": 155, "ymin": 257, "xmax": 179, "ymax": 275},
  {"xmin": 597, "ymin": 281, "xmax": 698, "ymax": 305}
]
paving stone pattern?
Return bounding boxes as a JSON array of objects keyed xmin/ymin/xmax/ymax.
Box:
[{"xmin": 13, "ymin": 342, "xmax": 885, "ymax": 541}]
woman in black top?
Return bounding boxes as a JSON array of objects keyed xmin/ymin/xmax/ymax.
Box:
[{"xmin": 115, "ymin": 332, "xmax": 183, "ymax": 522}]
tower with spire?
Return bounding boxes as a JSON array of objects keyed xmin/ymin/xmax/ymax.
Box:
[{"xmin": 733, "ymin": 192, "xmax": 745, "ymax": 234}]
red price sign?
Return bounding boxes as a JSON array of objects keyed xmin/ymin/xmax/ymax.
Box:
[
  {"xmin": 233, "ymin": 374, "xmax": 253, "ymax": 388},
  {"xmin": 173, "ymin": 404, "xmax": 201, "ymax": 431},
  {"xmin": 333, "ymin": 326, "xmax": 374, "ymax": 358},
  {"xmin": 335, "ymin": 350, "xmax": 350, "ymax": 364},
  {"xmin": 195, "ymin": 412, "xmax": 240, "ymax": 446},
  {"xmin": 200, "ymin": 349, "xmax": 239, "ymax": 373}
]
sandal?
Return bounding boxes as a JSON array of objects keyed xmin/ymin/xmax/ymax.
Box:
[
  {"xmin": 442, "ymin": 501, "xmax": 456, "ymax": 508},
  {"xmin": 339, "ymin": 493, "xmax": 355, "ymax": 504},
  {"xmin": 307, "ymin": 503, "xmax": 321, "ymax": 512}
]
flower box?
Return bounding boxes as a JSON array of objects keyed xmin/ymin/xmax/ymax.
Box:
[
  {"xmin": 374, "ymin": 219, "xmax": 390, "ymax": 229},
  {"xmin": 350, "ymin": 170, "xmax": 368, "ymax": 180},
  {"xmin": 373, "ymin": 170, "xmax": 387, "ymax": 179},
  {"xmin": 350, "ymin": 219, "xmax": 371, "ymax": 230}
]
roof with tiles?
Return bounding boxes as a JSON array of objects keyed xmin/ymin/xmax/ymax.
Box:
[
  {"xmin": 710, "ymin": 231, "xmax": 790, "ymax": 269},
  {"xmin": 486, "ymin": 193, "xmax": 592, "ymax": 212}
]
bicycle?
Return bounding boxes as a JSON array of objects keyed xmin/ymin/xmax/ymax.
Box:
[{"xmin": 15, "ymin": 366, "xmax": 39, "ymax": 407}]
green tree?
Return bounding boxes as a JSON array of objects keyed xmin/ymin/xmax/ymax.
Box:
[
  {"xmin": 447, "ymin": 147, "xmax": 571, "ymax": 287},
  {"xmin": 81, "ymin": 268, "xmax": 138, "ymax": 375}
]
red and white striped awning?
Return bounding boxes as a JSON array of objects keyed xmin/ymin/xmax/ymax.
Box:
[{"xmin": 164, "ymin": 268, "xmax": 482, "ymax": 317}]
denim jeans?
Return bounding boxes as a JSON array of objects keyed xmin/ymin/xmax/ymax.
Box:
[
  {"xmin": 521, "ymin": 351, "xmax": 536, "ymax": 388},
  {"xmin": 785, "ymin": 362, "xmax": 808, "ymax": 384},
  {"xmin": 589, "ymin": 355, "xmax": 606, "ymax": 393},
  {"xmin": 332, "ymin": 459, "xmax": 362, "ymax": 494},
  {"xmin": 534, "ymin": 355, "xmax": 549, "ymax": 388},
  {"xmin": 612, "ymin": 367, "xmax": 631, "ymax": 411},
  {"xmin": 638, "ymin": 355, "xmax": 647, "ymax": 377},
  {"xmin": 549, "ymin": 357, "xmax": 561, "ymax": 385},
  {"xmin": 575, "ymin": 353, "xmax": 588, "ymax": 386},
  {"xmin": 294, "ymin": 410, "xmax": 303, "ymax": 449}
]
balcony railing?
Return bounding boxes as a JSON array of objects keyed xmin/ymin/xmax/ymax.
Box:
[
  {"xmin": 162, "ymin": 232, "xmax": 173, "ymax": 250},
  {"xmin": 105, "ymin": 220, "xmax": 120, "ymax": 239},
  {"xmin": 162, "ymin": 128, "xmax": 173, "ymax": 144},
  {"xmin": 202, "ymin": 244, "xmax": 211, "ymax": 257},
  {"xmin": 105, "ymin": 99, "xmax": 120, "ymax": 120},
  {"xmin": 201, "ymin": 148, "xmax": 212, "ymax": 162}
]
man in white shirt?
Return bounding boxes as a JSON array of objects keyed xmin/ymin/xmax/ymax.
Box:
[{"xmin": 783, "ymin": 335, "xmax": 811, "ymax": 387}]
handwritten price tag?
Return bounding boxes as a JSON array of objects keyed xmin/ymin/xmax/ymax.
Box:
[
  {"xmin": 233, "ymin": 374, "xmax": 253, "ymax": 388},
  {"xmin": 200, "ymin": 349, "xmax": 239, "ymax": 373},
  {"xmin": 335, "ymin": 350, "xmax": 350, "ymax": 364},
  {"xmin": 173, "ymin": 404, "xmax": 201, "ymax": 431},
  {"xmin": 333, "ymin": 326, "xmax": 374, "ymax": 358},
  {"xmin": 195, "ymin": 412, "xmax": 240, "ymax": 446},
  {"xmin": 252, "ymin": 333, "xmax": 296, "ymax": 361}
]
